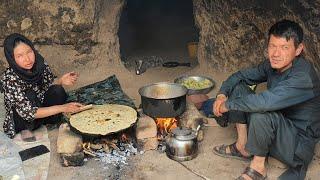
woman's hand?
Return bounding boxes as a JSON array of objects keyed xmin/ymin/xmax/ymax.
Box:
[
  {"xmin": 60, "ymin": 102, "xmax": 84, "ymax": 113},
  {"xmin": 35, "ymin": 102, "xmax": 84, "ymax": 119},
  {"xmin": 213, "ymin": 94, "xmax": 227, "ymax": 117},
  {"xmin": 58, "ymin": 72, "xmax": 79, "ymax": 86}
]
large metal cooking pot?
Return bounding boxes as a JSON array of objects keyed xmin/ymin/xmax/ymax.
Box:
[
  {"xmin": 165, "ymin": 127, "xmax": 199, "ymax": 161},
  {"xmin": 138, "ymin": 82, "xmax": 187, "ymax": 118}
]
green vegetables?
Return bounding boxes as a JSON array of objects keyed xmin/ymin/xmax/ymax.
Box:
[{"xmin": 180, "ymin": 78, "xmax": 212, "ymax": 89}]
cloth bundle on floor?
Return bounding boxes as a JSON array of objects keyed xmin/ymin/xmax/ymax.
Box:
[{"xmin": 67, "ymin": 75, "xmax": 135, "ymax": 109}]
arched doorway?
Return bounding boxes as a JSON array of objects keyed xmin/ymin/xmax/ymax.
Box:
[{"xmin": 118, "ymin": 0, "xmax": 199, "ymax": 72}]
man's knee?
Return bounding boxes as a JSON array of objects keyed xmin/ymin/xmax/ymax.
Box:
[{"xmin": 229, "ymin": 81, "xmax": 254, "ymax": 99}]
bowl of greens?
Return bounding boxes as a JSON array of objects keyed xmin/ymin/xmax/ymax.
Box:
[{"xmin": 174, "ymin": 75, "xmax": 215, "ymax": 95}]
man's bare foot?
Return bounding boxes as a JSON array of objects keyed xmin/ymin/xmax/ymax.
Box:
[
  {"xmin": 240, "ymin": 165, "xmax": 266, "ymax": 180},
  {"xmin": 225, "ymin": 142, "xmax": 250, "ymax": 157},
  {"xmin": 20, "ymin": 130, "xmax": 36, "ymax": 142},
  {"xmin": 213, "ymin": 142, "xmax": 252, "ymax": 161},
  {"xmin": 238, "ymin": 156, "xmax": 267, "ymax": 180}
]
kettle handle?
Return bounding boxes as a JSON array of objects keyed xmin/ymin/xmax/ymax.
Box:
[{"xmin": 195, "ymin": 125, "xmax": 201, "ymax": 136}]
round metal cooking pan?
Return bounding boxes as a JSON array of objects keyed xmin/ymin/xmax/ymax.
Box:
[
  {"xmin": 139, "ymin": 82, "xmax": 187, "ymax": 118},
  {"xmin": 66, "ymin": 105, "xmax": 138, "ymax": 140},
  {"xmin": 68, "ymin": 119, "xmax": 137, "ymax": 141},
  {"xmin": 174, "ymin": 75, "xmax": 215, "ymax": 95}
]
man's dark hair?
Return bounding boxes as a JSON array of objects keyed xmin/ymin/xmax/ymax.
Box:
[{"xmin": 268, "ymin": 19, "xmax": 303, "ymax": 47}]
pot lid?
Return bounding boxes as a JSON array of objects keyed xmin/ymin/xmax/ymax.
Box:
[{"xmin": 172, "ymin": 127, "xmax": 196, "ymax": 140}]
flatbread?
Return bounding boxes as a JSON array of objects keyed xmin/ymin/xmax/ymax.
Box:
[{"xmin": 69, "ymin": 104, "xmax": 137, "ymax": 135}]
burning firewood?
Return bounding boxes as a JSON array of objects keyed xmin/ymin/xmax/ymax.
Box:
[
  {"xmin": 83, "ymin": 149, "xmax": 97, "ymax": 157},
  {"xmin": 101, "ymin": 139, "xmax": 120, "ymax": 151},
  {"xmin": 120, "ymin": 133, "xmax": 129, "ymax": 143},
  {"xmin": 155, "ymin": 117, "xmax": 178, "ymax": 138},
  {"xmin": 82, "ymin": 142, "xmax": 97, "ymax": 157},
  {"xmin": 102, "ymin": 144, "xmax": 111, "ymax": 153},
  {"xmin": 90, "ymin": 143, "xmax": 103, "ymax": 150},
  {"xmin": 60, "ymin": 152, "xmax": 85, "ymax": 167}
]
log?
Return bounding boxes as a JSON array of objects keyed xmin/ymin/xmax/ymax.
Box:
[{"xmin": 60, "ymin": 152, "xmax": 85, "ymax": 167}]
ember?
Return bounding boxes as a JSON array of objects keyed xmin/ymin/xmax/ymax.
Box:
[
  {"xmin": 155, "ymin": 117, "xmax": 178, "ymax": 137},
  {"xmin": 95, "ymin": 142, "xmax": 137, "ymax": 167},
  {"xmin": 82, "ymin": 138, "xmax": 137, "ymax": 167},
  {"xmin": 81, "ymin": 128, "xmax": 138, "ymax": 167},
  {"xmin": 120, "ymin": 133, "xmax": 129, "ymax": 143}
]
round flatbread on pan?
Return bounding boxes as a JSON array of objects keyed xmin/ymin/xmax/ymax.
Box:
[{"xmin": 69, "ymin": 104, "xmax": 137, "ymax": 136}]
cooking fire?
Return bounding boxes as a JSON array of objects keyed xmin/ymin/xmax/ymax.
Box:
[
  {"xmin": 155, "ymin": 117, "xmax": 178, "ymax": 137},
  {"xmin": 81, "ymin": 132, "xmax": 138, "ymax": 167}
]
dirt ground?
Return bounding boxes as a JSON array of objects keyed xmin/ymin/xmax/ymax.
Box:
[
  {"xmin": 42, "ymin": 64, "xmax": 320, "ymax": 180},
  {"xmin": 1, "ymin": 62, "xmax": 319, "ymax": 180}
]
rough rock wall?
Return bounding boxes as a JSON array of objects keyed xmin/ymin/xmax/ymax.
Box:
[
  {"xmin": 0, "ymin": 0, "xmax": 124, "ymax": 74},
  {"xmin": 92, "ymin": 0, "xmax": 124, "ymax": 67},
  {"xmin": 0, "ymin": 0, "xmax": 96, "ymax": 53},
  {"xmin": 1, "ymin": 0, "xmax": 318, "ymax": 74},
  {"xmin": 194, "ymin": 0, "xmax": 320, "ymax": 72}
]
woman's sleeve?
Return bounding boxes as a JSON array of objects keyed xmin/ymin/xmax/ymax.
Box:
[
  {"xmin": 43, "ymin": 62, "xmax": 55, "ymax": 85},
  {"xmin": 3, "ymin": 80, "xmax": 38, "ymax": 122}
]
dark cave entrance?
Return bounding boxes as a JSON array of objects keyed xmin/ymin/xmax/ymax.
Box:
[{"xmin": 118, "ymin": 0, "xmax": 199, "ymax": 73}]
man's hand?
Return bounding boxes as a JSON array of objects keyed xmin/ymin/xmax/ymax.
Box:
[
  {"xmin": 219, "ymin": 101, "xmax": 229, "ymax": 114},
  {"xmin": 213, "ymin": 94, "xmax": 227, "ymax": 117},
  {"xmin": 57, "ymin": 72, "xmax": 79, "ymax": 86}
]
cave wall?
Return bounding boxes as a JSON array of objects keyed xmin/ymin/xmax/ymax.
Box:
[
  {"xmin": 194, "ymin": 0, "xmax": 320, "ymax": 72},
  {"xmin": 0, "ymin": 0, "xmax": 319, "ymax": 75},
  {"xmin": 0, "ymin": 0, "xmax": 124, "ymax": 74},
  {"xmin": 0, "ymin": 0, "xmax": 97, "ymax": 52}
]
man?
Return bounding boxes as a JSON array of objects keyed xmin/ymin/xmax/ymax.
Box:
[{"xmin": 196, "ymin": 20, "xmax": 320, "ymax": 179}]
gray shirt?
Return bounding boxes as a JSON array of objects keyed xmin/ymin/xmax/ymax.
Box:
[{"xmin": 219, "ymin": 57, "xmax": 320, "ymax": 138}]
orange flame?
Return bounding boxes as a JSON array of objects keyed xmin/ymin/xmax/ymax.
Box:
[{"xmin": 155, "ymin": 118, "xmax": 178, "ymax": 135}]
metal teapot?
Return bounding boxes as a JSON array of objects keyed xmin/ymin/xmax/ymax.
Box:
[{"xmin": 165, "ymin": 126, "xmax": 200, "ymax": 161}]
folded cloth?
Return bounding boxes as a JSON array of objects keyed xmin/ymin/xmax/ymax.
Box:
[{"xmin": 67, "ymin": 75, "xmax": 135, "ymax": 109}]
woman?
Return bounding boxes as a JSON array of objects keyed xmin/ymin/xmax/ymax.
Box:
[{"xmin": 1, "ymin": 33, "xmax": 83, "ymax": 140}]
